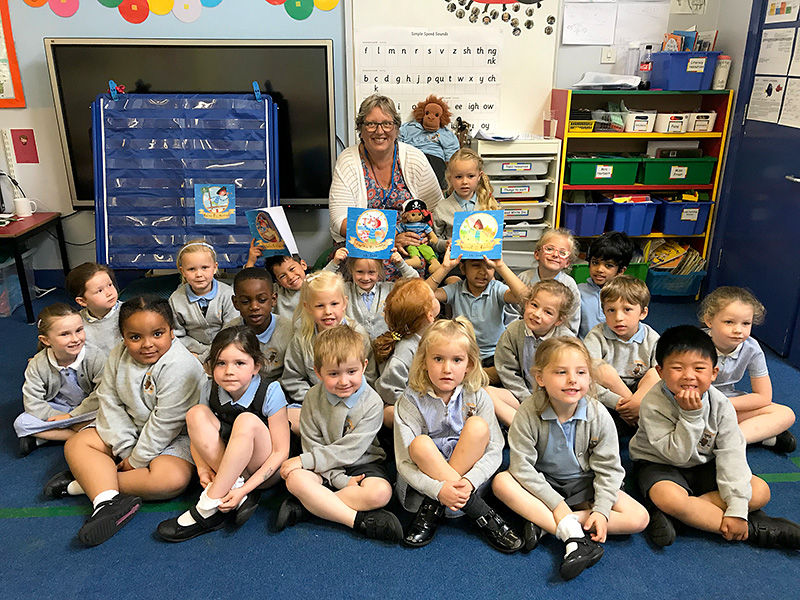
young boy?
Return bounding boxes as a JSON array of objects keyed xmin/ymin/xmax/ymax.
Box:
[
  {"xmin": 583, "ymin": 275, "xmax": 660, "ymax": 426},
  {"xmin": 65, "ymin": 262, "xmax": 122, "ymax": 356},
  {"xmin": 578, "ymin": 232, "xmax": 635, "ymax": 338},
  {"xmin": 630, "ymin": 325, "xmax": 800, "ymax": 549},
  {"xmin": 277, "ymin": 325, "xmax": 402, "ymax": 542}
]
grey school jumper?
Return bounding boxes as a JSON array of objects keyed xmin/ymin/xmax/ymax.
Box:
[
  {"xmin": 299, "ymin": 383, "xmax": 385, "ymax": 489},
  {"xmin": 222, "ymin": 315, "xmax": 293, "ymax": 384},
  {"xmin": 629, "ymin": 383, "xmax": 752, "ymax": 520},
  {"xmin": 169, "ymin": 281, "xmax": 239, "ymax": 361},
  {"xmin": 394, "ymin": 386, "xmax": 504, "ymax": 513},
  {"xmin": 508, "ymin": 389, "xmax": 625, "ymax": 519},
  {"xmin": 80, "ymin": 302, "xmax": 123, "ymax": 357},
  {"xmin": 94, "ymin": 339, "xmax": 206, "ymax": 469},
  {"xmin": 344, "ymin": 261, "xmax": 418, "ymax": 340},
  {"xmin": 375, "ymin": 333, "xmax": 421, "ymax": 406}
]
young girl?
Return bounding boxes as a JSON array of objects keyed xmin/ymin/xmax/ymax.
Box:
[
  {"xmin": 281, "ymin": 270, "xmax": 377, "ymax": 432},
  {"xmin": 492, "ymin": 337, "xmax": 649, "ymax": 581},
  {"xmin": 700, "ymin": 286, "xmax": 796, "ymax": 452},
  {"xmin": 65, "ymin": 262, "xmax": 122, "ymax": 355},
  {"xmin": 14, "ymin": 304, "xmax": 105, "ymax": 456},
  {"xmin": 373, "ymin": 278, "xmax": 440, "ymax": 426},
  {"xmin": 329, "ymin": 246, "xmax": 419, "ymax": 340},
  {"xmin": 507, "ymin": 228, "xmax": 581, "ymax": 335},
  {"xmin": 169, "ymin": 240, "xmax": 239, "ymax": 361},
  {"xmin": 393, "ymin": 317, "xmax": 522, "ymax": 552},
  {"xmin": 156, "ymin": 326, "xmax": 290, "ymax": 541},
  {"xmin": 44, "ymin": 296, "xmax": 206, "ymax": 547},
  {"xmin": 491, "ymin": 280, "xmax": 576, "ymax": 426}
]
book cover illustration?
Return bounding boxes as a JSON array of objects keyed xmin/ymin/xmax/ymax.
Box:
[
  {"xmin": 195, "ymin": 184, "xmax": 236, "ymax": 225},
  {"xmin": 346, "ymin": 207, "xmax": 397, "ymax": 259},
  {"xmin": 246, "ymin": 207, "xmax": 299, "ymax": 258},
  {"xmin": 450, "ymin": 210, "xmax": 504, "ymax": 259}
]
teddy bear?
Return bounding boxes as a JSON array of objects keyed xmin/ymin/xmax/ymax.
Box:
[
  {"xmin": 399, "ymin": 94, "xmax": 461, "ymax": 188},
  {"xmin": 396, "ymin": 198, "xmax": 442, "ymax": 272}
]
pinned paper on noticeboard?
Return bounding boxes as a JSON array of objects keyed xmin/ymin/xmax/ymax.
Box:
[
  {"xmin": 346, "ymin": 207, "xmax": 397, "ymax": 260},
  {"xmin": 246, "ymin": 207, "xmax": 298, "ymax": 258},
  {"xmin": 195, "ymin": 183, "xmax": 236, "ymax": 225},
  {"xmin": 450, "ymin": 210, "xmax": 504, "ymax": 260}
]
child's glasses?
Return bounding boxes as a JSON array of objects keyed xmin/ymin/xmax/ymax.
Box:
[
  {"xmin": 541, "ymin": 245, "xmax": 571, "ymax": 259},
  {"xmin": 363, "ymin": 121, "xmax": 396, "ymax": 132}
]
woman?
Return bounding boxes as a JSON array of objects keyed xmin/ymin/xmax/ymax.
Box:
[{"xmin": 329, "ymin": 94, "xmax": 443, "ymax": 279}]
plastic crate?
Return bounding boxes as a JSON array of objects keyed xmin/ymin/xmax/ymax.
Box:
[
  {"xmin": 607, "ymin": 198, "xmax": 658, "ymax": 236},
  {"xmin": 0, "ymin": 249, "xmax": 35, "ymax": 318},
  {"xmin": 501, "ymin": 201, "xmax": 549, "ymax": 221},
  {"xmin": 650, "ymin": 51, "xmax": 721, "ymax": 91},
  {"xmin": 570, "ymin": 262, "xmax": 648, "ymax": 284},
  {"xmin": 646, "ymin": 269, "xmax": 706, "ymax": 296},
  {"xmin": 640, "ymin": 157, "xmax": 717, "ymax": 185},
  {"xmin": 567, "ymin": 157, "xmax": 640, "ymax": 185},
  {"xmin": 562, "ymin": 198, "xmax": 611, "ymax": 237},
  {"xmin": 653, "ymin": 200, "xmax": 713, "ymax": 235}
]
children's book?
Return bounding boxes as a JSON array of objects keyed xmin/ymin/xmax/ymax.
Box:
[
  {"xmin": 346, "ymin": 207, "xmax": 397, "ymax": 260},
  {"xmin": 246, "ymin": 207, "xmax": 299, "ymax": 257},
  {"xmin": 450, "ymin": 209, "xmax": 504, "ymax": 260},
  {"xmin": 674, "ymin": 30, "xmax": 698, "ymax": 52},
  {"xmin": 694, "ymin": 30, "xmax": 718, "ymax": 51},
  {"xmin": 195, "ymin": 183, "xmax": 236, "ymax": 225}
]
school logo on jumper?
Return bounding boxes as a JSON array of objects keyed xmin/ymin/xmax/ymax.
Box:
[
  {"xmin": 698, "ymin": 430, "xmax": 714, "ymax": 449},
  {"xmin": 455, "ymin": 212, "xmax": 501, "ymax": 254},
  {"xmin": 351, "ymin": 209, "xmax": 393, "ymax": 252}
]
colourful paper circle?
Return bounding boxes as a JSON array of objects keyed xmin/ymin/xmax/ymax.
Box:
[
  {"xmin": 314, "ymin": 0, "xmax": 339, "ymax": 10},
  {"xmin": 49, "ymin": 0, "xmax": 80, "ymax": 17},
  {"xmin": 97, "ymin": 0, "xmax": 123, "ymax": 7},
  {"xmin": 264, "ymin": 0, "xmax": 287, "ymax": 5},
  {"xmin": 148, "ymin": 0, "xmax": 174, "ymax": 14},
  {"xmin": 119, "ymin": 0, "xmax": 149, "ymax": 23},
  {"xmin": 172, "ymin": 0, "xmax": 202, "ymax": 22},
  {"xmin": 23, "ymin": 0, "xmax": 49, "ymax": 7},
  {"xmin": 284, "ymin": 0, "xmax": 313, "ymax": 20},
  {"xmin": 200, "ymin": 0, "xmax": 222, "ymax": 6}
]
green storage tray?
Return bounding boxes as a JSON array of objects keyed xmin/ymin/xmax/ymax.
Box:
[
  {"xmin": 567, "ymin": 157, "xmax": 640, "ymax": 185},
  {"xmin": 639, "ymin": 157, "xmax": 717, "ymax": 185},
  {"xmin": 570, "ymin": 262, "xmax": 648, "ymax": 284}
]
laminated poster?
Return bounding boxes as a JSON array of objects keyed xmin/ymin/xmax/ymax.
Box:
[
  {"xmin": 246, "ymin": 207, "xmax": 298, "ymax": 258},
  {"xmin": 194, "ymin": 184, "xmax": 236, "ymax": 225},
  {"xmin": 346, "ymin": 207, "xmax": 397, "ymax": 260},
  {"xmin": 450, "ymin": 210, "xmax": 504, "ymax": 260}
]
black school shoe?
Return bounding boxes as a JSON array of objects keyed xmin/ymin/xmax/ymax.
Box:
[
  {"xmin": 748, "ymin": 510, "xmax": 800, "ymax": 549},
  {"xmin": 356, "ymin": 509, "xmax": 403, "ymax": 543},
  {"xmin": 43, "ymin": 469, "xmax": 75, "ymax": 499},
  {"xmin": 78, "ymin": 494, "xmax": 142, "ymax": 547},
  {"xmin": 472, "ymin": 508, "xmax": 523, "ymax": 554},
  {"xmin": 19, "ymin": 436, "xmax": 39, "ymax": 457},
  {"xmin": 234, "ymin": 491, "xmax": 261, "ymax": 527},
  {"xmin": 275, "ymin": 497, "xmax": 311, "ymax": 532},
  {"xmin": 646, "ymin": 507, "xmax": 677, "ymax": 548},
  {"xmin": 771, "ymin": 430, "xmax": 797, "ymax": 454},
  {"xmin": 157, "ymin": 506, "xmax": 227, "ymax": 543},
  {"xmin": 560, "ymin": 535, "xmax": 604, "ymax": 580},
  {"xmin": 404, "ymin": 498, "xmax": 445, "ymax": 548},
  {"xmin": 522, "ymin": 521, "xmax": 546, "ymax": 552}
]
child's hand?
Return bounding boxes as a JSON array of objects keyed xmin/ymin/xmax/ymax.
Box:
[
  {"xmin": 442, "ymin": 243, "xmax": 461, "ymax": 270},
  {"xmin": 584, "ymin": 511, "xmax": 608, "ymax": 543},
  {"xmin": 347, "ymin": 474, "xmax": 366, "ymax": 487},
  {"xmin": 675, "ymin": 389, "xmax": 703, "ymax": 411},
  {"xmin": 117, "ymin": 457, "xmax": 134, "ymax": 472},
  {"xmin": 616, "ymin": 396, "xmax": 641, "ymax": 425},
  {"xmin": 246, "ymin": 239, "xmax": 264, "ymax": 267},
  {"xmin": 47, "ymin": 413, "xmax": 70, "ymax": 422},
  {"xmin": 482, "ymin": 255, "xmax": 504, "ymax": 270},
  {"xmin": 389, "ymin": 249, "xmax": 403, "ymax": 265},
  {"xmin": 333, "ymin": 247, "xmax": 349, "ymax": 265},
  {"xmin": 218, "ymin": 486, "xmax": 249, "ymax": 512},
  {"xmin": 721, "ymin": 516, "xmax": 749, "ymax": 541},
  {"xmin": 280, "ymin": 456, "xmax": 303, "ymax": 480},
  {"xmin": 437, "ymin": 479, "xmax": 471, "ymax": 511},
  {"xmin": 197, "ymin": 469, "xmax": 214, "ymax": 489}
]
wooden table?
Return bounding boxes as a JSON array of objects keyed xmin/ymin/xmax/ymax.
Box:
[{"xmin": 0, "ymin": 212, "xmax": 70, "ymax": 323}]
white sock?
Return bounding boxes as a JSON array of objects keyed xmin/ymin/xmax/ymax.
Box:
[
  {"xmin": 762, "ymin": 436, "xmax": 777, "ymax": 447},
  {"xmin": 36, "ymin": 438, "xmax": 47, "ymax": 447},
  {"xmin": 556, "ymin": 513, "xmax": 584, "ymax": 557},
  {"xmin": 231, "ymin": 476, "xmax": 248, "ymax": 509},
  {"xmin": 177, "ymin": 488, "xmax": 222, "ymax": 527},
  {"xmin": 66, "ymin": 480, "xmax": 85, "ymax": 496},
  {"xmin": 91, "ymin": 490, "xmax": 119, "ymax": 513}
]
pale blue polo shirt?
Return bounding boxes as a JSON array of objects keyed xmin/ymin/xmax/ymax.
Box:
[
  {"xmin": 537, "ymin": 396, "xmax": 589, "ymax": 480},
  {"xmin": 443, "ymin": 278, "xmax": 509, "ymax": 359},
  {"xmin": 578, "ymin": 279, "xmax": 603, "ymax": 339},
  {"xmin": 712, "ymin": 335, "xmax": 769, "ymax": 397}
]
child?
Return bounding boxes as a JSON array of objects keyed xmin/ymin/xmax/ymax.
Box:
[
  {"xmin": 169, "ymin": 240, "xmax": 238, "ymax": 361},
  {"xmin": 373, "ymin": 278, "xmax": 440, "ymax": 426},
  {"xmin": 65, "ymin": 262, "xmax": 122, "ymax": 355},
  {"xmin": 578, "ymin": 232, "xmax": 635, "ymax": 338},
  {"xmin": 427, "ymin": 245, "xmax": 528, "ymax": 383},
  {"xmin": 493, "ymin": 337, "xmax": 649, "ymax": 580},
  {"xmin": 44, "ymin": 296, "xmax": 206, "ymax": 547},
  {"xmin": 699, "ymin": 287, "xmax": 796, "ymax": 451},
  {"xmin": 281, "ymin": 270, "xmax": 378, "ymax": 432},
  {"xmin": 329, "ymin": 246, "xmax": 419, "ymax": 340},
  {"xmin": 277, "ymin": 325, "xmax": 403, "ymax": 543},
  {"xmin": 432, "ymin": 148, "xmax": 499, "ymax": 253},
  {"xmin": 255, "ymin": 252, "xmax": 309, "ymax": 320},
  {"xmin": 14, "ymin": 304, "xmax": 105, "ymax": 456},
  {"xmin": 227, "ymin": 267, "xmax": 293, "ymax": 385},
  {"xmin": 156, "ymin": 326, "xmax": 290, "ymax": 541},
  {"xmin": 394, "ymin": 317, "xmax": 522, "ymax": 552},
  {"xmin": 630, "ymin": 325, "xmax": 800, "ymax": 549},
  {"xmin": 508, "ymin": 228, "xmax": 581, "ymax": 335},
  {"xmin": 583, "ymin": 275, "xmax": 661, "ymax": 426},
  {"xmin": 492, "ymin": 280, "xmax": 576, "ymax": 426}
]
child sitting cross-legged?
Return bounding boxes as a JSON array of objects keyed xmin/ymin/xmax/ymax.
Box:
[
  {"xmin": 630, "ymin": 325, "xmax": 800, "ymax": 550},
  {"xmin": 277, "ymin": 324, "xmax": 403, "ymax": 543}
]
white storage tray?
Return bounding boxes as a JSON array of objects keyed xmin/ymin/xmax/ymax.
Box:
[
  {"xmin": 502, "ymin": 249, "xmax": 535, "ymax": 270},
  {"xmin": 624, "ymin": 111, "xmax": 656, "ymax": 133},
  {"xmin": 501, "ymin": 200, "xmax": 550, "ymax": 221},
  {"xmin": 491, "ymin": 179, "xmax": 550, "ymax": 199},
  {"xmin": 503, "ymin": 222, "xmax": 547, "ymax": 241},
  {"xmin": 483, "ymin": 156, "xmax": 552, "ymax": 177},
  {"xmin": 687, "ymin": 112, "xmax": 717, "ymax": 132},
  {"xmin": 654, "ymin": 113, "xmax": 689, "ymax": 133}
]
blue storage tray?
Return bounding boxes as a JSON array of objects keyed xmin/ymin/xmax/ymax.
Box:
[
  {"xmin": 562, "ymin": 199, "xmax": 610, "ymax": 237},
  {"xmin": 607, "ymin": 199, "xmax": 658, "ymax": 236},
  {"xmin": 651, "ymin": 52, "xmax": 720, "ymax": 91},
  {"xmin": 653, "ymin": 200, "xmax": 712, "ymax": 235},
  {"xmin": 646, "ymin": 270, "xmax": 706, "ymax": 296}
]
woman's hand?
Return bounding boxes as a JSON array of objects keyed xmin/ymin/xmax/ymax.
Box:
[{"xmin": 395, "ymin": 231, "xmax": 423, "ymax": 255}]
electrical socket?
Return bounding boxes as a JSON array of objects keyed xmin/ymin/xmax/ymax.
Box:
[{"xmin": 601, "ymin": 46, "xmax": 616, "ymax": 64}]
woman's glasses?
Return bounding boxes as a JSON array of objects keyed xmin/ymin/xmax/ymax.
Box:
[
  {"xmin": 363, "ymin": 121, "xmax": 396, "ymax": 132},
  {"xmin": 541, "ymin": 245, "xmax": 571, "ymax": 259}
]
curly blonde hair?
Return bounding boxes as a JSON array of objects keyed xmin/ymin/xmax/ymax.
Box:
[
  {"xmin": 699, "ymin": 286, "xmax": 766, "ymax": 326},
  {"xmin": 293, "ymin": 270, "xmax": 348, "ymax": 353},
  {"xmin": 522, "ymin": 280, "xmax": 576, "ymax": 322}
]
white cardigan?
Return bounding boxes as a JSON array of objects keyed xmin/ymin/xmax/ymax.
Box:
[{"xmin": 328, "ymin": 142, "xmax": 443, "ymax": 243}]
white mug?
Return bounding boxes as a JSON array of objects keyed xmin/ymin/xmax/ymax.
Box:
[{"xmin": 13, "ymin": 198, "xmax": 37, "ymax": 218}]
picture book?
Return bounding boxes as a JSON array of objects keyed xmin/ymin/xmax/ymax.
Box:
[
  {"xmin": 246, "ymin": 206, "xmax": 299, "ymax": 258},
  {"xmin": 195, "ymin": 183, "xmax": 236, "ymax": 225},
  {"xmin": 450, "ymin": 209, "xmax": 504, "ymax": 260},
  {"xmin": 346, "ymin": 207, "xmax": 397, "ymax": 260}
]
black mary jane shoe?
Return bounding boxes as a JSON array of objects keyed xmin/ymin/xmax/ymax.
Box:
[
  {"xmin": 43, "ymin": 469, "xmax": 75, "ymax": 499},
  {"xmin": 403, "ymin": 498, "xmax": 445, "ymax": 548},
  {"xmin": 473, "ymin": 508, "xmax": 523, "ymax": 554},
  {"xmin": 522, "ymin": 521, "xmax": 546, "ymax": 552},
  {"xmin": 156, "ymin": 506, "xmax": 227, "ymax": 543},
  {"xmin": 234, "ymin": 491, "xmax": 261, "ymax": 527},
  {"xmin": 559, "ymin": 535, "xmax": 604, "ymax": 580},
  {"xmin": 19, "ymin": 436, "xmax": 39, "ymax": 457}
]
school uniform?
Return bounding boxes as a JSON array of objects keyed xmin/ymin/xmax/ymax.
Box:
[
  {"xmin": 504, "ymin": 265, "xmax": 581, "ymax": 335},
  {"xmin": 170, "ymin": 280, "xmax": 238, "ymax": 362},
  {"xmin": 443, "ymin": 278, "xmax": 509, "ymax": 360},
  {"xmin": 375, "ymin": 333, "xmax": 421, "ymax": 406},
  {"xmin": 222, "ymin": 314, "xmax": 293, "ymax": 384},
  {"xmin": 578, "ymin": 279, "xmax": 604, "ymax": 339},
  {"xmin": 432, "ymin": 192, "xmax": 476, "ymax": 253},
  {"xmin": 81, "ymin": 301, "xmax": 123, "ymax": 356},
  {"xmin": 199, "ymin": 374, "xmax": 286, "ymax": 440},
  {"xmin": 710, "ymin": 335, "xmax": 769, "ymax": 397},
  {"xmin": 274, "ymin": 286, "xmax": 301, "ymax": 321}
]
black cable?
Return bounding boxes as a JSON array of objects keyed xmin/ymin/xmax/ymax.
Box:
[
  {"xmin": 45, "ymin": 230, "xmax": 96, "ymax": 247},
  {"xmin": 0, "ymin": 170, "xmax": 26, "ymax": 199}
]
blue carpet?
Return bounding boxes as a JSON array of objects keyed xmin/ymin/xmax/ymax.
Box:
[{"xmin": 1, "ymin": 293, "xmax": 799, "ymax": 599}]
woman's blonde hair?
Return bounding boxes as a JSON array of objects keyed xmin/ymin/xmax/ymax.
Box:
[
  {"xmin": 293, "ymin": 270, "xmax": 348, "ymax": 353},
  {"xmin": 445, "ymin": 148, "xmax": 499, "ymax": 210},
  {"xmin": 523, "ymin": 279, "xmax": 575, "ymax": 322},
  {"xmin": 356, "ymin": 94, "xmax": 402, "ymax": 134},
  {"xmin": 176, "ymin": 239, "xmax": 218, "ymax": 283},
  {"xmin": 409, "ymin": 316, "xmax": 489, "ymax": 394},
  {"xmin": 698, "ymin": 286, "xmax": 766, "ymax": 326},
  {"xmin": 535, "ymin": 227, "xmax": 578, "ymax": 265},
  {"xmin": 373, "ymin": 278, "xmax": 435, "ymax": 363},
  {"xmin": 532, "ymin": 337, "xmax": 596, "ymax": 413}
]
